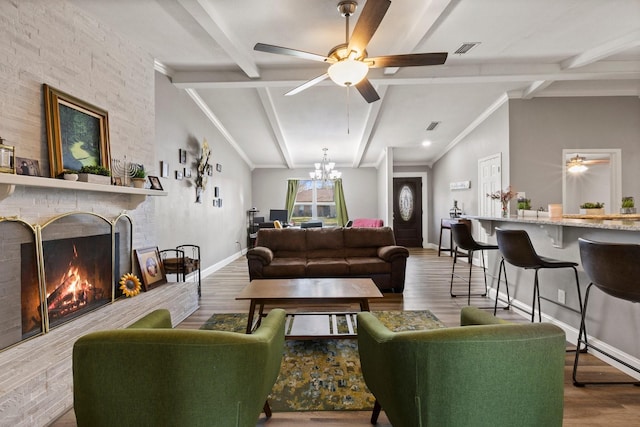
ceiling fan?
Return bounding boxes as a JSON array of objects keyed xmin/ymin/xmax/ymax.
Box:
[
  {"xmin": 254, "ymin": 0, "xmax": 448, "ymax": 103},
  {"xmin": 566, "ymin": 154, "xmax": 610, "ymax": 173}
]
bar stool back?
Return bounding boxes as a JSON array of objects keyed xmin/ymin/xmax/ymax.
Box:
[
  {"xmin": 449, "ymin": 223, "xmax": 506, "ymax": 307},
  {"xmin": 573, "ymin": 238, "xmax": 640, "ymax": 386},
  {"xmin": 438, "ymin": 218, "xmax": 470, "ymax": 256},
  {"xmin": 496, "ymin": 228, "xmax": 583, "ymax": 323}
]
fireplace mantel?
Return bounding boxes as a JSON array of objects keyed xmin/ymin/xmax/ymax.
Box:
[{"xmin": 0, "ymin": 174, "xmax": 167, "ymax": 209}]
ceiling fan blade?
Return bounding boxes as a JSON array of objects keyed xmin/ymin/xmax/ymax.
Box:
[
  {"xmin": 355, "ymin": 78, "xmax": 380, "ymax": 103},
  {"xmin": 254, "ymin": 43, "xmax": 329, "ymax": 63},
  {"xmin": 347, "ymin": 0, "xmax": 391, "ymax": 56},
  {"xmin": 583, "ymin": 159, "xmax": 610, "ymax": 165},
  {"xmin": 369, "ymin": 52, "xmax": 448, "ymax": 68},
  {"xmin": 285, "ymin": 73, "xmax": 330, "ymax": 96}
]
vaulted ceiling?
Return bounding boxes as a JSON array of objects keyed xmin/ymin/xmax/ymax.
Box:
[{"xmin": 70, "ymin": 0, "xmax": 640, "ymax": 169}]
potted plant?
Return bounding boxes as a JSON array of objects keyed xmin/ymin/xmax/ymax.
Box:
[
  {"xmin": 621, "ymin": 196, "xmax": 636, "ymax": 214},
  {"xmin": 579, "ymin": 202, "xmax": 605, "ymax": 215},
  {"xmin": 516, "ymin": 197, "xmax": 532, "ymax": 216},
  {"xmin": 131, "ymin": 167, "xmax": 146, "ymax": 188},
  {"xmin": 78, "ymin": 165, "xmax": 111, "ymax": 185},
  {"xmin": 58, "ymin": 169, "xmax": 79, "ymax": 181}
]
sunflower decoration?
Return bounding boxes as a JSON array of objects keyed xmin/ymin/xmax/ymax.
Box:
[{"xmin": 119, "ymin": 273, "xmax": 142, "ymax": 297}]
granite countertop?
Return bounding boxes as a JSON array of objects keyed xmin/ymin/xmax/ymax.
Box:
[{"xmin": 463, "ymin": 214, "xmax": 640, "ymax": 231}]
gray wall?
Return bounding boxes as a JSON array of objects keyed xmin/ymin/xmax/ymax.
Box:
[
  {"xmin": 154, "ymin": 73, "xmax": 253, "ymax": 265},
  {"xmin": 251, "ymin": 166, "xmax": 378, "ymax": 223},
  {"xmin": 431, "ymin": 96, "xmax": 640, "ymax": 244},
  {"xmin": 430, "ymin": 102, "xmax": 510, "ymax": 244},
  {"xmin": 509, "ymin": 97, "xmax": 640, "ymax": 210}
]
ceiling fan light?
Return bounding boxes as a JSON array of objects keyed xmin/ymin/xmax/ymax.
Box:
[
  {"xmin": 327, "ymin": 59, "xmax": 368, "ymax": 87},
  {"xmin": 567, "ymin": 154, "xmax": 588, "ymax": 173},
  {"xmin": 568, "ymin": 163, "xmax": 588, "ymax": 173}
]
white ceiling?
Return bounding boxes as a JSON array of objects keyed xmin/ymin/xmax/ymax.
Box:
[{"xmin": 70, "ymin": 0, "xmax": 640, "ymax": 169}]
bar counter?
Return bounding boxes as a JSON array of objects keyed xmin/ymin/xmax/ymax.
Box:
[
  {"xmin": 458, "ymin": 214, "xmax": 640, "ymax": 378},
  {"xmin": 464, "ymin": 214, "xmax": 640, "ymax": 248}
]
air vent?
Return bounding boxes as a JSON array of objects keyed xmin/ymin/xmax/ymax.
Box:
[
  {"xmin": 426, "ymin": 121, "xmax": 440, "ymax": 131},
  {"xmin": 454, "ymin": 42, "xmax": 480, "ymax": 55}
]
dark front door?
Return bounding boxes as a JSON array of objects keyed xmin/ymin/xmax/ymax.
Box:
[{"xmin": 393, "ymin": 177, "xmax": 423, "ymax": 247}]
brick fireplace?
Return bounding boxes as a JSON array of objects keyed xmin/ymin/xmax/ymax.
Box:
[{"xmin": 0, "ymin": 186, "xmax": 198, "ymax": 427}]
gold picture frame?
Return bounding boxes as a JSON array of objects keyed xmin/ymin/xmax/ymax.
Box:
[
  {"xmin": 135, "ymin": 246, "xmax": 167, "ymax": 291},
  {"xmin": 0, "ymin": 140, "xmax": 16, "ymax": 174},
  {"xmin": 43, "ymin": 84, "xmax": 111, "ymax": 177}
]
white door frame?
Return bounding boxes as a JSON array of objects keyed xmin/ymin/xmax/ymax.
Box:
[{"xmin": 477, "ymin": 153, "xmax": 503, "ymax": 243}]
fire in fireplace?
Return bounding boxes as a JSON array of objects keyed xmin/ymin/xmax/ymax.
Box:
[{"xmin": 21, "ymin": 233, "xmax": 115, "ymax": 337}]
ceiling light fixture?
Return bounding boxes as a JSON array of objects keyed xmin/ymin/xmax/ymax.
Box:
[
  {"xmin": 309, "ymin": 148, "xmax": 341, "ymax": 181},
  {"xmin": 327, "ymin": 58, "xmax": 369, "ymax": 87},
  {"xmin": 567, "ymin": 154, "xmax": 588, "ymax": 173}
]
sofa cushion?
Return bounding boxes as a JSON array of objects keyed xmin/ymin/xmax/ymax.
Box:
[
  {"xmin": 262, "ymin": 257, "xmax": 307, "ymax": 278},
  {"xmin": 344, "ymin": 227, "xmax": 396, "ymax": 257},
  {"xmin": 347, "ymin": 257, "xmax": 392, "ymax": 275},
  {"xmin": 257, "ymin": 228, "xmax": 307, "ymax": 258},
  {"xmin": 305, "ymin": 228, "xmax": 345, "ymax": 258},
  {"xmin": 306, "ymin": 258, "xmax": 350, "ymax": 276}
]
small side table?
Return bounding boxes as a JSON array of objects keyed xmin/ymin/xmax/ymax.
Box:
[{"xmin": 438, "ymin": 218, "xmax": 471, "ymax": 256}]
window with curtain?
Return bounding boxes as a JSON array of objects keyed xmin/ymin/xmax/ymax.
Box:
[{"xmin": 291, "ymin": 180, "xmax": 338, "ymax": 226}]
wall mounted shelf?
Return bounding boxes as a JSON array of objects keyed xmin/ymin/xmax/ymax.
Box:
[{"xmin": 0, "ymin": 174, "xmax": 167, "ymax": 209}]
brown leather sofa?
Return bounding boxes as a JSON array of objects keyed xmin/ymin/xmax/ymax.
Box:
[{"xmin": 246, "ymin": 227, "xmax": 409, "ymax": 292}]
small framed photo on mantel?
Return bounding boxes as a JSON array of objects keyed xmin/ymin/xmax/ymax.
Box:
[
  {"xmin": 15, "ymin": 157, "xmax": 40, "ymax": 176},
  {"xmin": 148, "ymin": 175, "xmax": 163, "ymax": 190}
]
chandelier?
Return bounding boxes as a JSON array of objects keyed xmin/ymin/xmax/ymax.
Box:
[
  {"xmin": 309, "ymin": 148, "xmax": 341, "ymax": 180},
  {"xmin": 567, "ymin": 154, "xmax": 588, "ymax": 173}
]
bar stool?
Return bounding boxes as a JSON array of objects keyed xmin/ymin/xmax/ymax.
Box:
[
  {"xmin": 450, "ymin": 222, "xmax": 508, "ymax": 308},
  {"xmin": 438, "ymin": 218, "xmax": 471, "ymax": 256},
  {"xmin": 573, "ymin": 238, "xmax": 640, "ymax": 387},
  {"xmin": 495, "ymin": 228, "xmax": 583, "ymax": 323}
]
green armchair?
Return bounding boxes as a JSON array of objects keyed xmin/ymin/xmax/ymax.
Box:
[
  {"xmin": 357, "ymin": 306, "xmax": 565, "ymax": 427},
  {"xmin": 73, "ymin": 308, "xmax": 286, "ymax": 427}
]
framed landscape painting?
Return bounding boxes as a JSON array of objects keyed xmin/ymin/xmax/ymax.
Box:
[{"xmin": 43, "ymin": 84, "xmax": 111, "ymax": 177}]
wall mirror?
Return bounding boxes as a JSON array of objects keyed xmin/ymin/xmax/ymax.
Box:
[{"xmin": 562, "ymin": 148, "xmax": 621, "ymax": 214}]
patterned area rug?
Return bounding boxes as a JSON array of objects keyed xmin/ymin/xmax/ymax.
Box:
[{"xmin": 200, "ymin": 310, "xmax": 444, "ymax": 411}]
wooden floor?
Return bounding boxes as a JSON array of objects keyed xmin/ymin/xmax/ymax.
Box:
[{"xmin": 51, "ymin": 248, "xmax": 639, "ymax": 426}]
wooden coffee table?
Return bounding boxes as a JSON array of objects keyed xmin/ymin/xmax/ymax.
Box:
[{"xmin": 236, "ymin": 278, "xmax": 383, "ymax": 339}]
